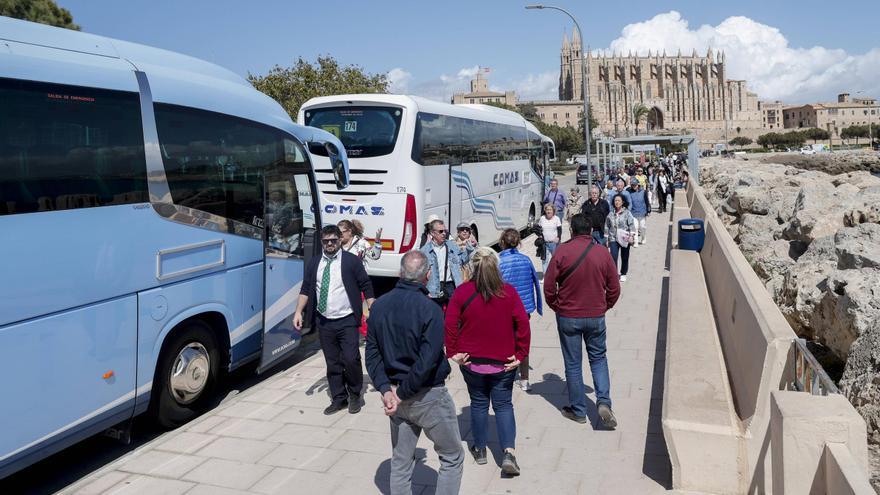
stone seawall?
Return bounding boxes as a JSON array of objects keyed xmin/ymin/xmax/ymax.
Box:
[{"xmin": 698, "ymin": 155, "xmax": 880, "ymax": 444}]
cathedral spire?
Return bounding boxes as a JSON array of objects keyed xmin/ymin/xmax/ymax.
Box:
[
  {"xmin": 571, "ymin": 28, "xmax": 581, "ymax": 48},
  {"xmin": 562, "ymin": 31, "xmax": 570, "ymax": 49}
]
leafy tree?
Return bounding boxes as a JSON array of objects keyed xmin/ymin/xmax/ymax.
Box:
[
  {"xmin": 516, "ymin": 103, "xmax": 541, "ymax": 123},
  {"xmin": 756, "ymin": 131, "xmax": 805, "ymax": 150},
  {"xmin": 804, "ymin": 127, "xmax": 830, "ymax": 143},
  {"xmin": 576, "ymin": 107, "xmax": 599, "ymax": 138},
  {"xmin": 841, "ymin": 125, "xmax": 870, "ymax": 146},
  {"xmin": 248, "ymin": 56, "xmax": 388, "ymax": 119},
  {"xmin": 728, "ymin": 136, "xmax": 752, "ymax": 149},
  {"xmin": 484, "ymin": 101, "xmax": 586, "ymax": 155},
  {"xmin": 631, "ymin": 103, "xmax": 649, "ymax": 135},
  {"xmin": 0, "ymin": 0, "xmax": 79, "ymax": 30}
]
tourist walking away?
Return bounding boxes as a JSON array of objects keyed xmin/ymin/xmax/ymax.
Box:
[
  {"xmin": 565, "ymin": 186, "xmax": 585, "ymax": 223},
  {"xmin": 420, "ymin": 219, "xmax": 468, "ymax": 307},
  {"xmin": 338, "ymin": 219, "xmax": 382, "ymax": 337},
  {"xmin": 580, "ymin": 185, "xmax": 610, "ymax": 245},
  {"xmin": 656, "ymin": 168, "xmax": 670, "ymax": 213},
  {"xmin": 294, "ymin": 225, "xmax": 375, "ymax": 415},
  {"xmin": 626, "ymin": 178, "xmax": 650, "ymax": 246},
  {"xmin": 445, "ymin": 247, "xmax": 530, "ymax": 475},
  {"xmin": 454, "ymin": 222, "xmax": 478, "ymax": 281},
  {"xmin": 543, "ymin": 214, "xmax": 621, "ymax": 428},
  {"xmin": 365, "ymin": 251, "xmax": 464, "ymax": 495},
  {"xmin": 606, "ymin": 195, "xmax": 636, "ymax": 282},
  {"xmin": 543, "ymin": 178, "xmax": 566, "ymax": 222},
  {"xmin": 538, "ymin": 204, "xmax": 562, "ymax": 274},
  {"xmin": 606, "ymin": 179, "xmax": 632, "ymax": 210},
  {"xmin": 498, "ymin": 228, "xmax": 543, "ymax": 392}
]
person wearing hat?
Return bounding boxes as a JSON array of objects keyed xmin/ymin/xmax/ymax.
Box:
[
  {"xmin": 454, "ymin": 222, "xmax": 478, "ymax": 281},
  {"xmin": 419, "ymin": 213, "xmax": 442, "ymax": 248},
  {"xmin": 626, "ymin": 177, "xmax": 650, "ymax": 247}
]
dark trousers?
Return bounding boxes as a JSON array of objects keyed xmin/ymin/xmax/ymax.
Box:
[
  {"xmin": 609, "ymin": 241, "xmax": 631, "ymax": 275},
  {"xmin": 657, "ymin": 188, "xmax": 668, "ymax": 212},
  {"xmin": 430, "ymin": 281, "xmax": 456, "ymax": 309},
  {"xmin": 317, "ymin": 314, "xmax": 363, "ymax": 404}
]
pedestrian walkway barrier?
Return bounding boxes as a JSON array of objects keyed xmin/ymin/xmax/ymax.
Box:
[{"xmin": 663, "ymin": 178, "xmax": 874, "ymax": 494}]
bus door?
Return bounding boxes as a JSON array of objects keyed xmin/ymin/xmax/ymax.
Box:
[{"xmin": 258, "ymin": 140, "xmax": 319, "ymax": 373}]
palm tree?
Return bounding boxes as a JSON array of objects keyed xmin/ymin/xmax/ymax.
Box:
[{"xmin": 631, "ymin": 103, "xmax": 649, "ymax": 136}]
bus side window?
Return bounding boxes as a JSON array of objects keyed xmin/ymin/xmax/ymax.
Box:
[{"xmin": 0, "ymin": 79, "xmax": 147, "ymax": 216}]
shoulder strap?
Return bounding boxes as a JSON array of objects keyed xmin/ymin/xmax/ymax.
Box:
[
  {"xmin": 558, "ymin": 241, "xmax": 596, "ymax": 284},
  {"xmin": 457, "ymin": 290, "xmax": 480, "ymax": 335}
]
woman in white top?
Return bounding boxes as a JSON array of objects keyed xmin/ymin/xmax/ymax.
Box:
[
  {"xmin": 338, "ymin": 219, "xmax": 381, "ymax": 337},
  {"xmin": 338, "ymin": 219, "xmax": 382, "ymax": 262},
  {"xmin": 605, "ymin": 195, "xmax": 636, "ymax": 282},
  {"xmin": 537, "ymin": 204, "xmax": 562, "ymax": 274}
]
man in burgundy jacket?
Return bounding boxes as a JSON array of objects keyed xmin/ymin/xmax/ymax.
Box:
[{"xmin": 543, "ymin": 213, "xmax": 622, "ymax": 428}]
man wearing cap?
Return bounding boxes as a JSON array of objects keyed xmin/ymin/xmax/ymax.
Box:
[{"xmin": 626, "ymin": 178, "xmax": 650, "ymax": 246}]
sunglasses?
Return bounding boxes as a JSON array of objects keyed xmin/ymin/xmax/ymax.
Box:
[
  {"xmin": 433, "ymin": 229, "xmax": 447, "ymax": 234},
  {"xmin": 458, "ymin": 228, "xmax": 471, "ymax": 233},
  {"xmin": 321, "ymin": 238, "xmax": 340, "ymax": 245}
]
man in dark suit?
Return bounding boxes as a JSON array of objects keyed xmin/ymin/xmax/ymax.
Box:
[{"xmin": 294, "ymin": 225, "xmax": 375, "ymax": 415}]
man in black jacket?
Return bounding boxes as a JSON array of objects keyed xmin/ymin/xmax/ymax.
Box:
[
  {"xmin": 366, "ymin": 250, "xmax": 463, "ymax": 495},
  {"xmin": 580, "ymin": 184, "xmax": 610, "ymax": 245},
  {"xmin": 294, "ymin": 225, "xmax": 374, "ymax": 415}
]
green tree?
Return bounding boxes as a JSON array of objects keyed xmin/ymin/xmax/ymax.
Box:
[
  {"xmin": 516, "ymin": 103, "xmax": 541, "ymax": 123},
  {"xmin": 248, "ymin": 56, "xmax": 388, "ymax": 119},
  {"xmin": 757, "ymin": 132, "xmax": 777, "ymax": 149},
  {"xmin": 841, "ymin": 125, "xmax": 869, "ymax": 146},
  {"xmin": 728, "ymin": 136, "xmax": 753, "ymax": 149},
  {"xmin": 576, "ymin": 107, "xmax": 599, "ymax": 138},
  {"xmin": 0, "ymin": 0, "xmax": 79, "ymax": 29},
  {"xmin": 804, "ymin": 127, "xmax": 830, "ymax": 144},
  {"xmin": 631, "ymin": 103, "xmax": 649, "ymax": 135}
]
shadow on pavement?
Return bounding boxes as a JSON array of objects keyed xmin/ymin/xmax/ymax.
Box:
[
  {"xmin": 530, "ymin": 372, "xmax": 603, "ymax": 430},
  {"xmin": 374, "ymin": 448, "xmax": 437, "ymax": 495}
]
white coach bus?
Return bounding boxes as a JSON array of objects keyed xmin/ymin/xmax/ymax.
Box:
[{"xmin": 299, "ymin": 95, "xmax": 555, "ymax": 277}]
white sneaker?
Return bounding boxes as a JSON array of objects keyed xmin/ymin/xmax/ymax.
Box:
[
  {"xmin": 641, "ymin": 239, "xmax": 647, "ymax": 245},
  {"xmin": 620, "ymin": 275, "xmax": 628, "ymax": 282},
  {"xmin": 518, "ymin": 380, "xmax": 531, "ymax": 392}
]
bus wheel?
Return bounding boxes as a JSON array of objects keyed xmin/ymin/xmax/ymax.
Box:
[{"xmin": 150, "ymin": 320, "xmax": 220, "ymax": 428}]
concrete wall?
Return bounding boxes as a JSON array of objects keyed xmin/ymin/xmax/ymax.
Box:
[{"xmin": 683, "ymin": 180, "xmax": 872, "ymax": 493}]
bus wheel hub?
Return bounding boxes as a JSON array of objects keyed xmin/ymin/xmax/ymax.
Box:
[{"xmin": 170, "ymin": 343, "xmax": 210, "ymax": 405}]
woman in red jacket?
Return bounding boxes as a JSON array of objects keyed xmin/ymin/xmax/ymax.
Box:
[{"xmin": 445, "ymin": 247, "xmax": 531, "ymax": 476}]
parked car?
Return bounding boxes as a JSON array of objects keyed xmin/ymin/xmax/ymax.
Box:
[
  {"xmin": 799, "ymin": 146, "xmax": 816, "ymax": 155},
  {"xmin": 576, "ymin": 164, "xmax": 590, "ymax": 184}
]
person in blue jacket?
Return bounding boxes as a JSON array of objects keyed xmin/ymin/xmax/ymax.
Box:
[{"xmin": 498, "ymin": 228, "xmax": 543, "ymax": 391}]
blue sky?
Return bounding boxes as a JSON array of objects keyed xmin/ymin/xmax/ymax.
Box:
[{"xmin": 59, "ymin": 1, "xmax": 880, "ymax": 104}]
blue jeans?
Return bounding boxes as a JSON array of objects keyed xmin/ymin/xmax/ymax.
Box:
[
  {"xmin": 556, "ymin": 316, "xmax": 611, "ymax": 417},
  {"xmin": 542, "ymin": 241, "xmax": 558, "ymax": 273},
  {"xmin": 460, "ymin": 367, "xmax": 517, "ymax": 450},
  {"xmin": 556, "ymin": 211, "xmax": 564, "ymax": 223},
  {"xmin": 591, "ymin": 231, "xmax": 605, "ymax": 245}
]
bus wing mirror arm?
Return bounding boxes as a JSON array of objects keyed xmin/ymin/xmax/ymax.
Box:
[{"xmin": 308, "ymin": 139, "xmax": 350, "ymax": 190}]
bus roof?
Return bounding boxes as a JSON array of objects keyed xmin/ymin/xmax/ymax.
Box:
[
  {"xmin": 0, "ymin": 16, "xmax": 292, "ymax": 130},
  {"xmin": 300, "ymin": 93, "xmax": 542, "ymax": 131}
]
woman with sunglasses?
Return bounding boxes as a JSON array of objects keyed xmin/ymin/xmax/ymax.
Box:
[
  {"xmin": 338, "ymin": 219, "xmax": 382, "ymax": 337},
  {"xmin": 454, "ymin": 222, "xmax": 477, "ymax": 281}
]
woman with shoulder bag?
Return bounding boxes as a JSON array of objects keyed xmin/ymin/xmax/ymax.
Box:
[
  {"xmin": 445, "ymin": 247, "xmax": 530, "ymax": 476},
  {"xmin": 605, "ymin": 195, "xmax": 636, "ymax": 282}
]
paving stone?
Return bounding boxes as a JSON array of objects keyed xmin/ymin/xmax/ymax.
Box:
[
  {"xmin": 181, "ymin": 458, "xmax": 272, "ymax": 490},
  {"xmin": 272, "ymin": 405, "xmax": 346, "ymax": 427},
  {"xmin": 186, "ymin": 485, "xmax": 254, "ymax": 495},
  {"xmin": 329, "ymin": 429, "xmax": 393, "ymax": 456},
  {"xmin": 185, "ymin": 415, "xmax": 227, "ymax": 433},
  {"xmin": 325, "ymin": 451, "xmax": 389, "ymax": 479},
  {"xmin": 239, "ymin": 388, "xmax": 293, "ymax": 404},
  {"xmin": 258, "ymin": 443, "xmax": 345, "ymax": 472},
  {"xmin": 214, "ymin": 401, "xmax": 287, "ymax": 421},
  {"xmin": 271, "ymin": 423, "xmax": 347, "ymax": 447},
  {"xmin": 208, "ymin": 418, "xmax": 285, "ymax": 440},
  {"xmin": 103, "ymin": 475, "xmax": 194, "ymax": 495},
  {"xmin": 116, "ymin": 450, "xmax": 206, "ymax": 478},
  {"xmin": 154, "ymin": 432, "xmax": 218, "ymax": 455},
  {"xmin": 196, "ymin": 436, "xmax": 279, "ymax": 463},
  {"xmin": 69, "ymin": 470, "xmax": 130, "ymax": 495},
  {"xmin": 250, "ymin": 467, "xmax": 342, "ymax": 495}
]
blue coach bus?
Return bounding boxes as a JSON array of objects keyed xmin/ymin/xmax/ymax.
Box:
[{"xmin": 0, "ymin": 17, "xmax": 349, "ymax": 478}]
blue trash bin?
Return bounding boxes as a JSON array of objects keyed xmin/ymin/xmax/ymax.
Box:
[{"xmin": 678, "ymin": 219, "xmax": 705, "ymax": 251}]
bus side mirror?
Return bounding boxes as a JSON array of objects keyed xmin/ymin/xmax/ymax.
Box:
[{"xmin": 324, "ymin": 142, "xmax": 350, "ymax": 189}]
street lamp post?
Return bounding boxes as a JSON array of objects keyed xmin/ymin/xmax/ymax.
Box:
[{"xmin": 527, "ymin": 4, "xmax": 592, "ymax": 187}]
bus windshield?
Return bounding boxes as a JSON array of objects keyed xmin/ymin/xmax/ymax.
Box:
[{"xmin": 304, "ymin": 106, "xmax": 402, "ymax": 158}]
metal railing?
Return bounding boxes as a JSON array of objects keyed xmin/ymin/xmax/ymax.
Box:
[{"xmin": 788, "ymin": 338, "xmax": 840, "ymax": 396}]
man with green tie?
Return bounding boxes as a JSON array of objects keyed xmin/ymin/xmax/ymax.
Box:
[{"xmin": 294, "ymin": 225, "xmax": 375, "ymax": 415}]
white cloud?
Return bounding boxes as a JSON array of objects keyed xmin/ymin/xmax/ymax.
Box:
[
  {"xmin": 603, "ymin": 11, "xmax": 880, "ymax": 103},
  {"xmin": 508, "ymin": 71, "xmax": 558, "ymax": 101},
  {"xmin": 386, "ymin": 67, "xmax": 412, "ymax": 94},
  {"xmin": 457, "ymin": 65, "xmax": 480, "ymax": 79},
  {"xmin": 409, "ymin": 65, "xmax": 480, "ymax": 102}
]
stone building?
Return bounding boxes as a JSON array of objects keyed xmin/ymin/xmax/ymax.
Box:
[
  {"xmin": 760, "ymin": 101, "xmax": 784, "ymax": 129},
  {"xmin": 451, "ymin": 71, "xmax": 516, "ymax": 106},
  {"xmin": 783, "ymin": 93, "xmax": 879, "ymax": 138},
  {"xmin": 553, "ymin": 30, "xmax": 763, "ymax": 146}
]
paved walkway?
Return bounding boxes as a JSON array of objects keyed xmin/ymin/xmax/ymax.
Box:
[{"xmin": 63, "ymin": 197, "xmax": 677, "ymax": 495}]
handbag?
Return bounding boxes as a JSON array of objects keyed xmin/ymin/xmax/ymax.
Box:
[{"xmin": 616, "ymin": 229, "xmax": 631, "ymax": 247}]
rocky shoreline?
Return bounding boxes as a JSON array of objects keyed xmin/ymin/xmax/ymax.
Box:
[{"xmin": 698, "ymin": 154, "xmax": 880, "ymax": 445}]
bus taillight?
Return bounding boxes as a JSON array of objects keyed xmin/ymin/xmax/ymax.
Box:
[{"xmin": 399, "ymin": 193, "xmax": 416, "ymax": 253}]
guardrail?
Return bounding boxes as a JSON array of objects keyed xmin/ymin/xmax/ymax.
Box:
[{"xmin": 788, "ymin": 338, "xmax": 840, "ymax": 396}]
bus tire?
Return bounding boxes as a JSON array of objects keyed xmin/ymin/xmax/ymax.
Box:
[{"xmin": 150, "ymin": 320, "xmax": 221, "ymax": 428}]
